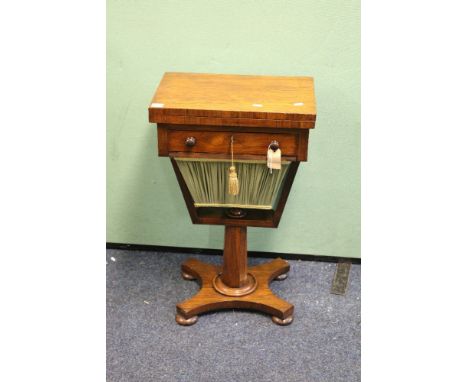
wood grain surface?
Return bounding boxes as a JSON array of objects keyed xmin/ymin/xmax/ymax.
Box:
[
  {"xmin": 176, "ymin": 257, "xmax": 293, "ymax": 325},
  {"xmin": 149, "ymin": 72, "xmax": 316, "ymax": 129},
  {"xmin": 167, "ymin": 129, "xmax": 298, "ymax": 156}
]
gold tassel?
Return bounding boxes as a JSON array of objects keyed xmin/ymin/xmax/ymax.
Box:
[
  {"xmin": 228, "ymin": 136, "xmax": 239, "ymax": 196},
  {"xmin": 229, "ymin": 166, "xmax": 239, "ymax": 195}
]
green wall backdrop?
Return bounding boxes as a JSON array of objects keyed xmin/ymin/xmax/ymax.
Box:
[{"xmin": 107, "ymin": 0, "xmax": 360, "ymax": 258}]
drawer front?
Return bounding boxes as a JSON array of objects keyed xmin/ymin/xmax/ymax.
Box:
[{"xmin": 166, "ymin": 130, "xmax": 298, "ymax": 157}]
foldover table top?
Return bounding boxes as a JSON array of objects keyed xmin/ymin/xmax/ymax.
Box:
[{"xmin": 149, "ymin": 72, "xmax": 316, "ymax": 129}]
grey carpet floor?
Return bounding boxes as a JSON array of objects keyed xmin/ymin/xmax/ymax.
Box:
[{"xmin": 107, "ymin": 249, "xmax": 361, "ymax": 382}]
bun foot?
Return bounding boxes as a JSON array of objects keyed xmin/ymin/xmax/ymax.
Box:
[
  {"xmin": 175, "ymin": 314, "xmax": 198, "ymax": 326},
  {"xmin": 181, "ymin": 271, "xmax": 196, "ymax": 281},
  {"xmin": 272, "ymin": 315, "xmax": 293, "ymax": 326},
  {"xmin": 275, "ymin": 272, "xmax": 288, "ymax": 281}
]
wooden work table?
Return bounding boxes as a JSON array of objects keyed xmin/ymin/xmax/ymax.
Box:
[{"xmin": 149, "ymin": 72, "xmax": 316, "ymax": 325}]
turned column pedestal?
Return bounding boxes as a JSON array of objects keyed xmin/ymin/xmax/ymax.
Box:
[{"xmin": 175, "ymin": 225, "xmax": 294, "ymax": 326}]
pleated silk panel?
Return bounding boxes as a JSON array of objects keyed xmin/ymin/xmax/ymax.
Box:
[{"xmin": 175, "ymin": 158, "xmax": 290, "ymax": 210}]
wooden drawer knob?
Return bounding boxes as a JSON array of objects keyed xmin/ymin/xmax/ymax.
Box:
[
  {"xmin": 269, "ymin": 140, "xmax": 280, "ymax": 151},
  {"xmin": 185, "ymin": 136, "xmax": 196, "ymax": 147}
]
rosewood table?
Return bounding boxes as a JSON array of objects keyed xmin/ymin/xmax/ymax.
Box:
[{"xmin": 149, "ymin": 72, "xmax": 316, "ymax": 325}]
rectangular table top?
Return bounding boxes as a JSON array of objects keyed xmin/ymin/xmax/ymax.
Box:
[{"xmin": 149, "ymin": 72, "xmax": 316, "ymax": 129}]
